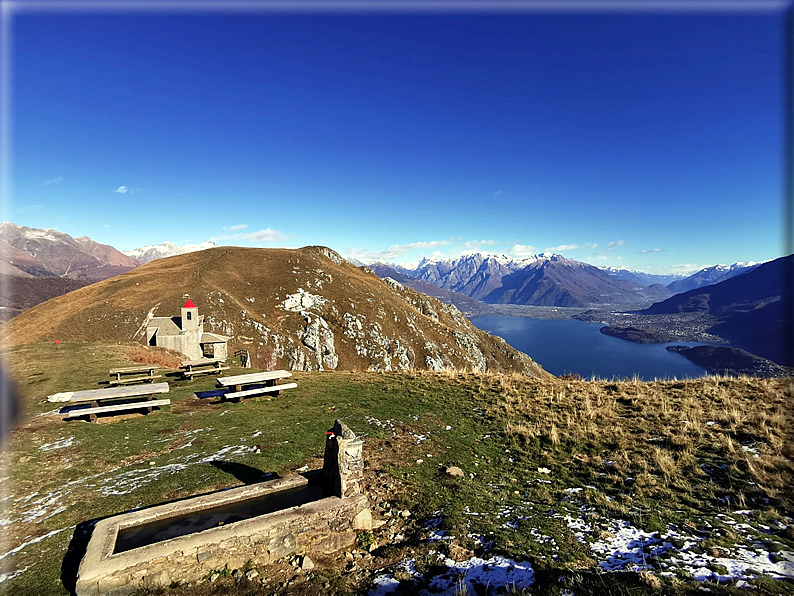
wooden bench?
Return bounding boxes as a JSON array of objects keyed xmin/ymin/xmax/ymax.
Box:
[
  {"xmin": 47, "ymin": 383, "xmax": 170, "ymax": 422},
  {"xmin": 62, "ymin": 399, "xmax": 172, "ymax": 420},
  {"xmin": 216, "ymin": 370, "xmax": 296, "ymax": 402},
  {"xmin": 221, "ymin": 382, "xmax": 298, "ymax": 402},
  {"xmin": 180, "ymin": 358, "xmax": 230, "ymax": 379},
  {"xmin": 109, "ymin": 365, "xmax": 161, "ymax": 386}
]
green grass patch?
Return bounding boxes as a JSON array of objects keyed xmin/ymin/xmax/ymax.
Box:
[{"xmin": 1, "ymin": 343, "xmax": 792, "ymax": 595}]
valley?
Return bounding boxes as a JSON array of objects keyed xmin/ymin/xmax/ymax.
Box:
[{"xmin": 489, "ymin": 303, "xmax": 727, "ymax": 344}]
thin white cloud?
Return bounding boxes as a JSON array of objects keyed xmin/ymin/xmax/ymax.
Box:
[
  {"xmin": 344, "ymin": 240, "xmax": 451, "ymax": 263},
  {"xmin": 545, "ymin": 243, "xmax": 579, "ymax": 252},
  {"xmin": 399, "ymin": 240, "xmax": 450, "ymax": 250},
  {"xmin": 224, "ymin": 223, "xmax": 248, "ymax": 231},
  {"xmin": 493, "ymin": 190, "xmax": 506, "ymax": 196},
  {"xmin": 640, "ymin": 248, "xmax": 663, "ymax": 254},
  {"xmin": 506, "ymin": 243, "xmax": 539, "ymax": 257},
  {"xmin": 608, "ymin": 239, "xmax": 626, "ymax": 248},
  {"xmin": 544, "ymin": 242, "xmax": 599, "ymax": 252},
  {"xmin": 41, "ymin": 177, "xmax": 63, "ymax": 186},
  {"xmin": 113, "ymin": 185, "xmax": 128, "ymax": 194},
  {"xmin": 464, "ymin": 239, "xmax": 499, "ymax": 249},
  {"xmin": 212, "ymin": 228, "xmax": 287, "ymax": 245}
]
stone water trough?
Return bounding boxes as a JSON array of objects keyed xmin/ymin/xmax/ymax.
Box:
[{"xmin": 75, "ymin": 421, "xmax": 372, "ymax": 596}]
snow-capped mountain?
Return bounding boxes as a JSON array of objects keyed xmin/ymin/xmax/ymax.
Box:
[
  {"xmin": 369, "ymin": 252, "xmax": 671, "ymax": 307},
  {"xmin": 598, "ymin": 266, "xmax": 687, "ymax": 288},
  {"xmin": 666, "ymin": 261, "xmax": 763, "ymax": 294},
  {"xmin": 123, "ymin": 241, "xmax": 217, "ymax": 264}
]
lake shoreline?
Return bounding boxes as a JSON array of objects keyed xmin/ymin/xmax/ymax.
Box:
[
  {"xmin": 666, "ymin": 345, "xmax": 793, "ymax": 378},
  {"xmin": 598, "ymin": 325, "xmax": 676, "ymax": 344},
  {"xmin": 470, "ymin": 314, "xmax": 707, "ymax": 380},
  {"xmin": 475, "ymin": 310, "xmax": 788, "ymax": 379},
  {"xmin": 485, "ymin": 303, "xmax": 727, "ymax": 344}
]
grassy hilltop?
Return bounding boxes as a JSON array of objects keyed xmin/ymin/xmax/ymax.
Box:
[
  {"xmin": 0, "ymin": 246, "xmax": 546, "ymax": 376},
  {"xmin": 0, "ymin": 342, "xmax": 792, "ymax": 595}
]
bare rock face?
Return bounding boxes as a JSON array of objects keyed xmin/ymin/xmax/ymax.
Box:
[
  {"xmin": 453, "ymin": 331, "xmax": 487, "ymax": 372},
  {"xmin": 298, "ymin": 314, "xmax": 338, "ymax": 370}
]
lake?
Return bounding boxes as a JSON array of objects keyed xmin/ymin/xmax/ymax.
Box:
[{"xmin": 470, "ymin": 315, "xmax": 707, "ymax": 380}]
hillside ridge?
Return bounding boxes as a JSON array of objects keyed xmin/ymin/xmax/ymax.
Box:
[{"xmin": 3, "ymin": 245, "xmax": 548, "ymax": 376}]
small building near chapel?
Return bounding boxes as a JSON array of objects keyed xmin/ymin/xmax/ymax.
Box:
[{"xmin": 145, "ymin": 298, "xmax": 229, "ymax": 361}]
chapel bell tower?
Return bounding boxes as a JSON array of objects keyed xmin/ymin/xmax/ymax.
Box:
[{"xmin": 181, "ymin": 297, "xmax": 199, "ymax": 331}]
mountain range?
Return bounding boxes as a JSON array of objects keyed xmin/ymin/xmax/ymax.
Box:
[
  {"xmin": 368, "ymin": 252, "xmax": 673, "ymax": 308},
  {"xmin": 0, "ymin": 222, "xmax": 774, "ymax": 322},
  {"xmin": 366, "ymin": 254, "xmax": 768, "ymax": 308},
  {"xmin": 665, "ymin": 261, "xmax": 762, "ymax": 294},
  {"xmin": 0, "ymin": 222, "xmax": 139, "ymax": 319},
  {"xmin": 122, "ymin": 240, "xmax": 217, "ymax": 264},
  {"xmin": 365, "ymin": 262, "xmax": 495, "ymax": 316},
  {"xmin": 0, "ymin": 222, "xmax": 137, "ymax": 279}
]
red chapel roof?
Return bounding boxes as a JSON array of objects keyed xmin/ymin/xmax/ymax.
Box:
[{"xmin": 183, "ymin": 299, "xmax": 196, "ymax": 308}]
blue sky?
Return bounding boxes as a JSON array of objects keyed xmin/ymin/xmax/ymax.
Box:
[{"xmin": 6, "ymin": 3, "xmax": 788, "ymax": 273}]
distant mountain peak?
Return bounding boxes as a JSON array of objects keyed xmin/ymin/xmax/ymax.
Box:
[
  {"xmin": 667, "ymin": 260, "xmax": 763, "ymax": 294},
  {"xmin": 123, "ymin": 240, "xmax": 217, "ymax": 264}
]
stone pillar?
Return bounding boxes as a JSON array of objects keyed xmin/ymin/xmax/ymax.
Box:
[{"xmin": 323, "ymin": 420, "xmax": 364, "ymax": 498}]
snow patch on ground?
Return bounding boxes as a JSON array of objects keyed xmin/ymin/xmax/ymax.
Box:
[
  {"xmin": 368, "ymin": 554, "xmax": 534, "ymax": 595},
  {"xmin": 0, "ymin": 566, "xmax": 29, "ymax": 584},
  {"xmin": 426, "ymin": 555, "xmax": 535, "ymax": 594},
  {"xmin": 560, "ymin": 513, "xmax": 794, "ymax": 581},
  {"xmin": 0, "ymin": 528, "xmax": 67, "ymax": 562},
  {"xmin": 38, "ymin": 436, "xmax": 76, "ymax": 451}
]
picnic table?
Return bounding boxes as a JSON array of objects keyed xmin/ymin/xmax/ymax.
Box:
[
  {"xmin": 180, "ymin": 358, "xmax": 230, "ymax": 379},
  {"xmin": 108, "ymin": 365, "xmax": 161, "ymax": 385},
  {"xmin": 216, "ymin": 370, "xmax": 297, "ymax": 402},
  {"xmin": 47, "ymin": 382, "xmax": 170, "ymax": 422}
]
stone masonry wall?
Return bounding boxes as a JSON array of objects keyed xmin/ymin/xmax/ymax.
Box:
[
  {"xmin": 76, "ymin": 422, "xmax": 372, "ymax": 596},
  {"xmin": 323, "ymin": 420, "xmax": 365, "ymax": 498},
  {"xmin": 77, "ymin": 484, "xmax": 372, "ymax": 596}
]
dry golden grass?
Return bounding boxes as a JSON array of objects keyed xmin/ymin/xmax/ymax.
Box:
[
  {"xmin": 126, "ymin": 345, "xmax": 183, "ymax": 369},
  {"xmin": 452, "ymin": 370, "xmax": 794, "ymax": 511}
]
